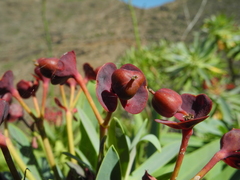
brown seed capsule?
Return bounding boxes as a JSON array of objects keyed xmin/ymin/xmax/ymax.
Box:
[
  {"xmin": 36, "ymin": 57, "xmax": 59, "ymax": 78},
  {"xmin": 111, "ymin": 69, "xmax": 145, "ymax": 100},
  {"xmin": 151, "ymin": 88, "xmax": 182, "ymax": 117}
]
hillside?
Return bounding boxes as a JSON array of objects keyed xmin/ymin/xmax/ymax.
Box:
[{"xmin": 0, "ymin": 0, "xmax": 240, "ymax": 80}]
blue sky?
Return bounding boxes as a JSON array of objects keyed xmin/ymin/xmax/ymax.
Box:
[{"xmin": 120, "ymin": 0, "xmax": 175, "ymax": 9}]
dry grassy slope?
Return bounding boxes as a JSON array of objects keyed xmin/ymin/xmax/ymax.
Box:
[{"xmin": 0, "ymin": 0, "xmax": 239, "ymax": 81}]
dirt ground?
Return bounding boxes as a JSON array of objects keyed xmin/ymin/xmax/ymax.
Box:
[{"xmin": 0, "ymin": 0, "xmax": 239, "ymax": 82}]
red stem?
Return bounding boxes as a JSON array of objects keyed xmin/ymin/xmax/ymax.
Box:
[
  {"xmin": 191, "ymin": 150, "xmax": 226, "ymax": 180},
  {"xmin": 170, "ymin": 128, "xmax": 193, "ymax": 180},
  {"xmin": 73, "ymin": 72, "xmax": 104, "ymax": 126}
]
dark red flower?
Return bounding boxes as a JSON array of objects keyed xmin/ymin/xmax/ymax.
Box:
[
  {"xmin": 155, "ymin": 93, "xmax": 212, "ymax": 129},
  {"xmin": 7, "ymin": 103, "xmax": 23, "ymax": 122},
  {"xmin": 16, "ymin": 79, "xmax": 39, "ymax": 99},
  {"xmin": 0, "ymin": 99, "xmax": 9, "ymax": 126},
  {"xmin": 0, "ymin": 71, "xmax": 15, "ymax": 96},
  {"xmin": 96, "ymin": 63, "xmax": 148, "ymax": 114},
  {"xmin": 220, "ymin": 129, "xmax": 240, "ymax": 169},
  {"xmin": 36, "ymin": 51, "xmax": 78, "ymax": 85},
  {"xmin": 52, "ymin": 51, "xmax": 78, "ymax": 85},
  {"xmin": 83, "ymin": 63, "xmax": 99, "ymax": 82}
]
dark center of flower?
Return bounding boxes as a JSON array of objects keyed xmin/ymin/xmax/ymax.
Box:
[
  {"xmin": 183, "ymin": 113, "xmax": 194, "ymax": 121},
  {"xmin": 131, "ymin": 75, "xmax": 138, "ymax": 80}
]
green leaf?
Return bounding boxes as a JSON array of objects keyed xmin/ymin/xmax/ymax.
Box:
[
  {"xmin": 217, "ymin": 97, "xmax": 232, "ymax": 124},
  {"xmin": 130, "ymin": 119, "xmax": 148, "ymax": 150},
  {"xmin": 107, "ymin": 118, "xmax": 129, "ymax": 178},
  {"xmin": 77, "ymin": 108, "xmax": 99, "ymax": 153},
  {"xmin": 8, "ymin": 124, "xmax": 42, "ymax": 179},
  {"xmin": 77, "ymin": 108, "xmax": 99, "ymax": 169},
  {"xmin": 210, "ymin": 164, "xmax": 239, "ymax": 180},
  {"xmin": 95, "ymin": 145, "xmax": 121, "ymax": 180},
  {"xmin": 140, "ymin": 134, "xmax": 161, "ymax": 152},
  {"xmin": 43, "ymin": 121, "xmax": 56, "ymax": 141},
  {"xmin": 130, "ymin": 141, "xmax": 180, "ymax": 179},
  {"xmin": 62, "ymin": 152, "xmax": 93, "ymax": 172}
]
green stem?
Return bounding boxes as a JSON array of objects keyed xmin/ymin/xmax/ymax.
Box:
[
  {"xmin": 11, "ymin": 89, "xmax": 61, "ymax": 179},
  {"xmin": 32, "ymin": 95, "xmax": 40, "ymax": 117},
  {"xmin": 170, "ymin": 128, "xmax": 193, "ymax": 180},
  {"xmin": 60, "ymin": 85, "xmax": 68, "ymax": 107},
  {"xmin": 101, "ymin": 111, "xmax": 112, "ymax": 139},
  {"xmin": 35, "ymin": 119, "xmax": 61, "ymax": 180},
  {"xmin": 66, "ymin": 109, "xmax": 77, "ymax": 163},
  {"xmin": 0, "ymin": 134, "xmax": 21, "ymax": 180},
  {"xmin": 72, "ymin": 88, "xmax": 82, "ymax": 108},
  {"xmin": 41, "ymin": 81, "xmax": 49, "ymax": 116},
  {"xmin": 69, "ymin": 83, "xmax": 75, "ymax": 108},
  {"xmin": 3, "ymin": 123, "xmax": 36, "ymax": 180}
]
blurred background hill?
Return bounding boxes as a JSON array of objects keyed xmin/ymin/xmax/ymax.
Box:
[{"xmin": 0, "ymin": 0, "xmax": 240, "ymax": 79}]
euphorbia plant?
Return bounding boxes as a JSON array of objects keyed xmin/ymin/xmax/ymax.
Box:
[{"xmin": 1, "ymin": 50, "xmax": 240, "ymax": 180}]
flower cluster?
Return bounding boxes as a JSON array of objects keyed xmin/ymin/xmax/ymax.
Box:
[{"xmin": 0, "ymin": 50, "xmax": 238, "ymax": 180}]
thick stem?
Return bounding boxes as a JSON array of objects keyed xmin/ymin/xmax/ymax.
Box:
[
  {"xmin": 11, "ymin": 89, "xmax": 32, "ymax": 116},
  {"xmin": 170, "ymin": 128, "xmax": 193, "ymax": 180},
  {"xmin": 11, "ymin": 88, "xmax": 61, "ymax": 179},
  {"xmin": 0, "ymin": 134, "xmax": 21, "ymax": 180},
  {"xmin": 72, "ymin": 88, "xmax": 82, "ymax": 108},
  {"xmin": 66, "ymin": 109, "xmax": 77, "ymax": 163},
  {"xmin": 69, "ymin": 84, "xmax": 75, "ymax": 109},
  {"xmin": 41, "ymin": 81, "xmax": 49, "ymax": 116},
  {"xmin": 97, "ymin": 111, "xmax": 112, "ymax": 172},
  {"xmin": 32, "ymin": 95, "xmax": 40, "ymax": 117},
  {"xmin": 60, "ymin": 85, "xmax": 68, "ymax": 107},
  {"xmin": 74, "ymin": 72, "xmax": 104, "ymax": 126},
  {"xmin": 191, "ymin": 150, "xmax": 225, "ymax": 180},
  {"xmin": 35, "ymin": 119, "xmax": 61, "ymax": 180},
  {"xmin": 101, "ymin": 111, "xmax": 113, "ymax": 136},
  {"xmin": 6, "ymin": 138, "xmax": 37, "ymax": 180}
]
